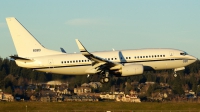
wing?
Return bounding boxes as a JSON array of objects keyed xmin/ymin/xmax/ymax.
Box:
[{"xmin": 75, "ymin": 39, "xmax": 121, "ymax": 73}]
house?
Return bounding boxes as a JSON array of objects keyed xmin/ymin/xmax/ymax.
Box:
[
  {"xmin": 0, "ymin": 92, "xmax": 14, "ymax": 102},
  {"xmin": 116, "ymin": 90, "xmax": 141, "ymax": 102},
  {"xmin": 81, "ymin": 82, "xmax": 102, "ymax": 89},
  {"xmin": 74, "ymin": 87, "xmax": 92, "ymax": 95},
  {"xmin": 145, "ymin": 81, "xmax": 155, "ymax": 85},
  {"xmin": 100, "ymin": 92, "xmax": 124, "ymax": 100},
  {"xmin": 56, "ymin": 88, "xmax": 71, "ymax": 95},
  {"xmin": 116, "ymin": 94, "xmax": 141, "ymax": 102},
  {"xmin": 64, "ymin": 95, "xmax": 99, "ymax": 102},
  {"xmin": 81, "ymin": 83, "xmax": 90, "ymax": 87},
  {"xmin": 89, "ymin": 82, "xmax": 102, "ymax": 88},
  {"xmin": 40, "ymin": 90, "xmax": 57, "ymax": 102}
]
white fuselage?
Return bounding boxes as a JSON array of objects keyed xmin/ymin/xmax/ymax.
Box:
[{"xmin": 15, "ymin": 48, "xmax": 197, "ymax": 75}]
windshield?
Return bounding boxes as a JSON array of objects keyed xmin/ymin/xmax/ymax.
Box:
[{"xmin": 180, "ymin": 52, "xmax": 188, "ymax": 56}]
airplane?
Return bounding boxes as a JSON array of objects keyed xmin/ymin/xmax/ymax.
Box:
[{"xmin": 6, "ymin": 17, "xmax": 197, "ymax": 83}]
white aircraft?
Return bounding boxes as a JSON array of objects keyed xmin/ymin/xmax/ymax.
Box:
[{"xmin": 6, "ymin": 17, "xmax": 197, "ymax": 83}]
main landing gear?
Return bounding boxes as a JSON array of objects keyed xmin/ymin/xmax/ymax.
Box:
[{"xmin": 100, "ymin": 71, "xmax": 110, "ymax": 83}]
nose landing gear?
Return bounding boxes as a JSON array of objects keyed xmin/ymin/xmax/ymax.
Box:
[{"xmin": 173, "ymin": 72, "xmax": 177, "ymax": 77}]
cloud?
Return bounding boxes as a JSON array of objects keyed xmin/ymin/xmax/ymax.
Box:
[{"xmin": 65, "ymin": 18, "xmax": 106, "ymax": 26}]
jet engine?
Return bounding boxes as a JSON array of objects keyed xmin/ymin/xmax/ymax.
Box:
[{"xmin": 118, "ymin": 64, "xmax": 144, "ymax": 76}]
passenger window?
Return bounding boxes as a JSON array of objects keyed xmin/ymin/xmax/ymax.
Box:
[
  {"xmin": 140, "ymin": 56, "xmax": 142, "ymax": 58},
  {"xmin": 146, "ymin": 56, "xmax": 148, "ymax": 58},
  {"xmin": 160, "ymin": 55, "xmax": 162, "ymax": 57},
  {"xmin": 163, "ymin": 55, "xmax": 165, "ymax": 57},
  {"xmin": 115, "ymin": 58, "xmax": 117, "ymax": 60},
  {"xmin": 70, "ymin": 61, "xmax": 72, "ymax": 63},
  {"xmin": 157, "ymin": 55, "xmax": 159, "ymax": 57},
  {"xmin": 111, "ymin": 58, "xmax": 113, "ymax": 60},
  {"xmin": 143, "ymin": 56, "xmax": 145, "ymax": 58},
  {"xmin": 155, "ymin": 55, "xmax": 156, "ymax": 57},
  {"xmin": 61, "ymin": 61, "xmax": 63, "ymax": 64}
]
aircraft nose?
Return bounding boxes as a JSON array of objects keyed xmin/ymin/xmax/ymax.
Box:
[{"xmin": 190, "ymin": 55, "xmax": 197, "ymax": 63}]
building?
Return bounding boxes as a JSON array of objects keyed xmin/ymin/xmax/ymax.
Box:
[
  {"xmin": 116, "ymin": 90, "xmax": 141, "ymax": 102},
  {"xmin": 74, "ymin": 87, "xmax": 92, "ymax": 95},
  {"xmin": 116, "ymin": 94, "xmax": 141, "ymax": 102},
  {"xmin": 100, "ymin": 92, "xmax": 124, "ymax": 100},
  {"xmin": 64, "ymin": 95, "xmax": 98, "ymax": 102},
  {"xmin": 0, "ymin": 92, "xmax": 14, "ymax": 102},
  {"xmin": 89, "ymin": 82, "xmax": 102, "ymax": 88}
]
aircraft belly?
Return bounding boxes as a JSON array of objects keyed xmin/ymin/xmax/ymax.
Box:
[
  {"xmin": 135, "ymin": 60, "xmax": 184, "ymax": 70},
  {"xmin": 165, "ymin": 60, "xmax": 183, "ymax": 69},
  {"xmin": 36, "ymin": 66, "xmax": 91, "ymax": 75}
]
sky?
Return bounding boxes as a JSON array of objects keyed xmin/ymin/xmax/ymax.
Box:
[{"xmin": 0, "ymin": 1, "xmax": 200, "ymax": 59}]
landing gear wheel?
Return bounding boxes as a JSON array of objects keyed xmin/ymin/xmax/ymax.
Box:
[
  {"xmin": 100, "ymin": 77, "xmax": 109, "ymax": 83},
  {"xmin": 100, "ymin": 78, "xmax": 104, "ymax": 83},
  {"xmin": 103, "ymin": 77, "xmax": 109, "ymax": 83}
]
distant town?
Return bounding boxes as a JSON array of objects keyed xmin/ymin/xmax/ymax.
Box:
[{"xmin": 0, "ymin": 58, "xmax": 200, "ymax": 103}]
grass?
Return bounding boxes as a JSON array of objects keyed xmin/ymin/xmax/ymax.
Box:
[{"xmin": 1, "ymin": 102, "xmax": 200, "ymax": 111}]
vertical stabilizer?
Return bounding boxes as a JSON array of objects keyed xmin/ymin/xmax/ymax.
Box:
[{"xmin": 6, "ymin": 17, "xmax": 62, "ymax": 58}]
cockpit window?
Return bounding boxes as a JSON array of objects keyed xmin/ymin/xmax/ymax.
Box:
[{"xmin": 180, "ymin": 52, "xmax": 188, "ymax": 56}]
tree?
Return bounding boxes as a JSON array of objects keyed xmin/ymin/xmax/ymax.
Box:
[
  {"xmin": 5, "ymin": 86, "xmax": 13, "ymax": 94},
  {"xmin": 125, "ymin": 79, "xmax": 132, "ymax": 94},
  {"xmin": 147, "ymin": 85, "xmax": 153, "ymax": 96},
  {"xmin": 172, "ymin": 75, "xmax": 184, "ymax": 95}
]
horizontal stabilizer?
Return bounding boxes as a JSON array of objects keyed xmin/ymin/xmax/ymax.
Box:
[{"xmin": 10, "ymin": 56, "xmax": 32, "ymax": 61}]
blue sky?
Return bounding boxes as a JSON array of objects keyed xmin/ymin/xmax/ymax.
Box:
[{"xmin": 0, "ymin": 1, "xmax": 200, "ymax": 58}]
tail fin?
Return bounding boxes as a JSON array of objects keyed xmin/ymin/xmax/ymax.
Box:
[{"xmin": 6, "ymin": 17, "xmax": 62, "ymax": 58}]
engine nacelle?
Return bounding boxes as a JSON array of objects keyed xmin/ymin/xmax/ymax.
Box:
[{"xmin": 120, "ymin": 64, "xmax": 144, "ymax": 76}]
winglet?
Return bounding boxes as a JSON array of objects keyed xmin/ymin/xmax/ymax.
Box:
[
  {"xmin": 60, "ymin": 47, "xmax": 67, "ymax": 53},
  {"xmin": 75, "ymin": 39, "xmax": 90, "ymax": 55}
]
